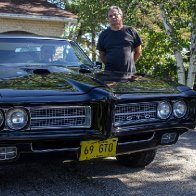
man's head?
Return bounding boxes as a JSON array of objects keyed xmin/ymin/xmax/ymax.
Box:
[
  {"xmin": 107, "ymin": 6, "xmax": 123, "ymax": 29},
  {"xmin": 40, "ymin": 45, "xmax": 55, "ymax": 62}
]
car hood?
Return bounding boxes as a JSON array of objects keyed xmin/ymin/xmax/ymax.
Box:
[
  {"xmin": 95, "ymin": 72, "xmax": 189, "ymax": 94},
  {"xmin": 0, "ymin": 66, "xmax": 105, "ymax": 97},
  {"xmin": 0, "ymin": 66, "xmax": 188, "ymax": 98}
]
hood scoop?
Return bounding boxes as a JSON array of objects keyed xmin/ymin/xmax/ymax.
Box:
[{"xmin": 33, "ymin": 69, "xmax": 51, "ymax": 75}]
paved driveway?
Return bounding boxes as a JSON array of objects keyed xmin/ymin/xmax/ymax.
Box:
[{"xmin": 0, "ymin": 129, "xmax": 195, "ymax": 196}]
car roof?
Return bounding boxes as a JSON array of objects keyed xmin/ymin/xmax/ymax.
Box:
[{"xmin": 0, "ymin": 33, "xmax": 69, "ymax": 41}]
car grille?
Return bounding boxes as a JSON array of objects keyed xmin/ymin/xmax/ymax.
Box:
[
  {"xmin": 114, "ymin": 102, "xmax": 157, "ymax": 126},
  {"xmin": 30, "ymin": 106, "xmax": 91, "ymax": 129}
]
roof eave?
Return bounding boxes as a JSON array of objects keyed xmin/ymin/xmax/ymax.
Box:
[{"xmin": 0, "ymin": 13, "xmax": 77, "ymax": 24}]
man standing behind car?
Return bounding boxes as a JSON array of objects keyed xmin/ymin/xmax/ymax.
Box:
[{"xmin": 96, "ymin": 6, "xmax": 142, "ymax": 74}]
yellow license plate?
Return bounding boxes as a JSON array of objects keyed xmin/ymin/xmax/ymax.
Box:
[{"xmin": 79, "ymin": 138, "xmax": 118, "ymax": 161}]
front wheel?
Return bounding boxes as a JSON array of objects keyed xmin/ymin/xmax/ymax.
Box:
[{"xmin": 116, "ymin": 150, "xmax": 156, "ymax": 168}]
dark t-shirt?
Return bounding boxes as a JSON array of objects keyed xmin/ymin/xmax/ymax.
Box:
[{"xmin": 96, "ymin": 26, "xmax": 142, "ymax": 72}]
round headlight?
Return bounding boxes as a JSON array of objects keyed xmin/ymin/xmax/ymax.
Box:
[
  {"xmin": 6, "ymin": 108, "xmax": 28, "ymax": 130},
  {"xmin": 173, "ymin": 100, "xmax": 187, "ymax": 118},
  {"xmin": 0, "ymin": 110, "xmax": 4, "ymax": 127},
  {"xmin": 157, "ymin": 101, "xmax": 172, "ymax": 119}
]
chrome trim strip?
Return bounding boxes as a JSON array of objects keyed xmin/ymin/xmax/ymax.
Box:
[
  {"xmin": 31, "ymin": 115, "xmax": 88, "ymax": 120},
  {"xmin": 115, "ymin": 119, "xmax": 157, "ymax": 127},
  {"xmin": 118, "ymin": 132, "xmax": 155, "ymax": 146},
  {"xmin": 30, "ymin": 144, "xmax": 80, "ymax": 153},
  {"xmin": 115, "ymin": 110, "xmax": 156, "ymax": 116},
  {"xmin": 29, "ymin": 125, "xmax": 91, "ymax": 130}
]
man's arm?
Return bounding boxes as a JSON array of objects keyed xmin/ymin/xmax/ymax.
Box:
[
  {"xmin": 134, "ymin": 45, "xmax": 142, "ymax": 63},
  {"xmin": 98, "ymin": 50, "xmax": 106, "ymax": 65}
]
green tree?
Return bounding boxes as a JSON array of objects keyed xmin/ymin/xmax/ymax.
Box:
[{"xmin": 129, "ymin": 0, "xmax": 196, "ymax": 88}]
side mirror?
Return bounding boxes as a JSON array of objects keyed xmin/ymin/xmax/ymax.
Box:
[
  {"xmin": 94, "ymin": 61, "xmax": 102, "ymax": 70},
  {"xmin": 79, "ymin": 64, "xmax": 92, "ymax": 73}
]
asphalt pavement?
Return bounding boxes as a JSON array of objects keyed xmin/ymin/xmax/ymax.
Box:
[{"xmin": 0, "ymin": 129, "xmax": 195, "ymax": 196}]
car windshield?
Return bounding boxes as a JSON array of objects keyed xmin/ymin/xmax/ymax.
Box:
[{"xmin": 0, "ymin": 37, "xmax": 93, "ymax": 67}]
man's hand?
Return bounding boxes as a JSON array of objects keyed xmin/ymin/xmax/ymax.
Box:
[
  {"xmin": 98, "ymin": 51, "xmax": 106, "ymax": 65},
  {"xmin": 134, "ymin": 45, "xmax": 142, "ymax": 63}
]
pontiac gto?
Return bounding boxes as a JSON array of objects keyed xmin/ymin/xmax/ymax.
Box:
[{"xmin": 0, "ymin": 34, "xmax": 196, "ymax": 168}]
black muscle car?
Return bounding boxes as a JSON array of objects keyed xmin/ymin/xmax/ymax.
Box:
[{"xmin": 0, "ymin": 34, "xmax": 196, "ymax": 168}]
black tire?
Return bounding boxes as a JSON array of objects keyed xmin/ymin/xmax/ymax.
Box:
[{"xmin": 116, "ymin": 150, "xmax": 156, "ymax": 168}]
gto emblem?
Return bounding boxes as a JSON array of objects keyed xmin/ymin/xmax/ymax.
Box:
[
  {"xmin": 126, "ymin": 116, "xmax": 133, "ymax": 120},
  {"xmin": 126, "ymin": 114, "xmax": 151, "ymax": 121},
  {"xmin": 144, "ymin": 114, "xmax": 151, "ymax": 119}
]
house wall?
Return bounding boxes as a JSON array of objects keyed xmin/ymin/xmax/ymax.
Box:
[{"xmin": 0, "ymin": 17, "xmax": 65, "ymax": 37}]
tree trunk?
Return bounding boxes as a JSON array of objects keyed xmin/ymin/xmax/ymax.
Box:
[
  {"xmin": 91, "ymin": 31, "xmax": 96, "ymax": 62},
  {"xmin": 187, "ymin": 14, "xmax": 196, "ymax": 89},
  {"xmin": 159, "ymin": 3, "xmax": 185, "ymax": 85}
]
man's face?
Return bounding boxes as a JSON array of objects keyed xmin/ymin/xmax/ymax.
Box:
[{"xmin": 107, "ymin": 9, "xmax": 122, "ymax": 26}]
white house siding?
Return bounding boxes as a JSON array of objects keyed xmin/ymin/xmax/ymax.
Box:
[{"xmin": 0, "ymin": 17, "xmax": 65, "ymax": 37}]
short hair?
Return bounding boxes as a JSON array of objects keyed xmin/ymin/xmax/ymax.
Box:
[{"xmin": 107, "ymin": 6, "xmax": 123, "ymax": 17}]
